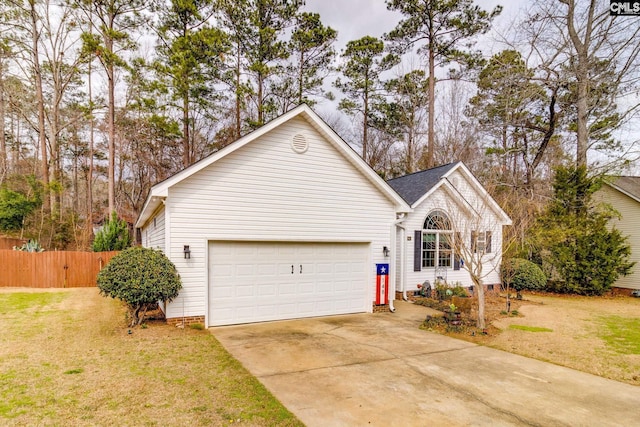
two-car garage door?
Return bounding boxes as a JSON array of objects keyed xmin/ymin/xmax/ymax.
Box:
[{"xmin": 208, "ymin": 241, "xmax": 370, "ymax": 326}]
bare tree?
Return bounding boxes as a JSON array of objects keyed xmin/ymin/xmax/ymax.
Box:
[
  {"xmin": 441, "ymin": 179, "xmax": 512, "ymax": 330},
  {"xmin": 520, "ymin": 1, "xmax": 640, "ymax": 168}
]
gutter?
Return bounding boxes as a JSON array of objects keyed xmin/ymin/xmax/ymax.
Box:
[{"xmin": 392, "ymin": 214, "xmax": 407, "ymax": 309}]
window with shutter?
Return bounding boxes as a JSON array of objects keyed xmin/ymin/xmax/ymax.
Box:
[
  {"xmin": 413, "ymin": 230, "xmax": 422, "ymax": 271},
  {"xmin": 420, "ymin": 210, "xmax": 453, "ymax": 269}
]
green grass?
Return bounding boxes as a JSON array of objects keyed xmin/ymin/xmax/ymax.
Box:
[
  {"xmin": 0, "ymin": 292, "xmax": 67, "ymax": 314},
  {"xmin": 509, "ymin": 324, "xmax": 553, "ymax": 333},
  {"xmin": 0, "ymin": 289, "xmax": 302, "ymax": 426},
  {"xmin": 598, "ymin": 316, "xmax": 640, "ymax": 354}
]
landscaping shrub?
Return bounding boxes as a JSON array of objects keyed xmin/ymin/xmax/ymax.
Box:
[
  {"xmin": 97, "ymin": 247, "xmax": 181, "ymax": 326},
  {"xmin": 524, "ymin": 166, "xmax": 633, "ymax": 296},
  {"xmin": 92, "ymin": 211, "xmax": 131, "ymax": 251},
  {"xmin": 434, "ymin": 281, "xmax": 468, "ymax": 300},
  {"xmin": 502, "ymin": 258, "xmax": 546, "ymax": 292}
]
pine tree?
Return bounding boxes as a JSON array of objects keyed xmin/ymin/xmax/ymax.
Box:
[
  {"xmin": 529, "ymin": 166, "xmax": 634, "ymax": 295},
  {"xmin": 153, "ymin": 0, "xmax": 229, "ymax": 168},
  {"xmin": 385, "ymin": 0, "xmax": 501, "ymax": 168},
  {"xmin": 334, "ymin": 36, "xmax": 394, "ymax": 164}
]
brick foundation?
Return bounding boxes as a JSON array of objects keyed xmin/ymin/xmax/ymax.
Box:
[
  {"xmin": 166, "ymin": 316, "xmax": 205, "ymax": 328},
  {"xmin": 372, "ymin": 303, "xmax": 391, "ymax": 313},
  {"xmin": 611, "ymin": 287, "xmax": 640, "ymax": 297},
  {"xmin": 396, "ymin": 284, "xmax": 501, "ymax": 301}
]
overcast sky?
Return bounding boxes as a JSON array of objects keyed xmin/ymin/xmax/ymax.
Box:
[
  {"xmin": 300, "ymin": 0, "xmax": 527, "ymax": 118},
  {"xmin": 302, "ymin": 0, "xmax": 526, "ymax": 53}
]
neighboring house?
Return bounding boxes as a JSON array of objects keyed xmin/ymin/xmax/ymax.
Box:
[
  {"xmin": 387, "ymin": 162, "xmax": 512, "ymax": 298},
  {"xmin": 596, "ymin": 177, "xmax": 640, "ymax": 292},
  {"xmin": 135, "ymin": 105, "xmax": 411, "ymax": 327}
]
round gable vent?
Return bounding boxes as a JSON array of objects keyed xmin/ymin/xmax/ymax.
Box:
[{"xmin": 291, "ymin": 133, "xmax": 309, "ymax": 154}]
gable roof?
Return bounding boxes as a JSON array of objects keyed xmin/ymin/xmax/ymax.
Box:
[
  {"xmin": 387, "ymin": 162, "xmax": 458, "ymax": 205},
  {"xmin": 607, "ymin": 176, "xmax": 640, "ymax": 203},
  {"xmin": 135, "ymin": 104, "xmax": 411, "ymax": 228},
  {"xmin": 387, "ymin": 161, "xmax": 511, "ymax": 225}
]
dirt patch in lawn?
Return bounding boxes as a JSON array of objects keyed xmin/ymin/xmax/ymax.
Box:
[
  {"xmin": 0, "ymin": 288, "xmax": 302, "ymax": 426},
  {"xmin": 417, "ymin": 292, "xmax": 640, "ymax": 386}
]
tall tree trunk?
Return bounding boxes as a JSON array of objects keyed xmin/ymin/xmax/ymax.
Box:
[
  {"xmin": 501, "ymin": 125, "xmax": 508, "ymax": 181},
  {"xmin": 363, "ymin": 74, "xmax": 369, "ymax": 163},
  {"xmin": 107, "ymin": 58, "xmax": 115, "ymax": 215},
  {"xmin": 49, "ymin": 92, "xmax": 60, "ymax": 216},
  {"xmin": 426, "ymin": 15, "xmax": 435, "ymax": 169},
  {"xmin": 30, "ymin": 0, "xmax": 50, "ymax": 212},
  {"xmin": 298, "ymin": 51, "xmax": 304, "ymax": 104},
  {"xmin": 575, "ymin": 71, "xmax": 589, "ymax": 166},
  {"xmin": 87, "ymin": 52, "xmax": 94, "ymax": 235},
  {"xmin": 407, "ymin": 126, "xmax": 414, "ymax": 173},
  {"xmin": 257, "ymin": 74, "xmax": 264, "ymax": 125},
  {"xmin": 235, "ymin": 46, "xmax": 241, "ymax": 139},
  {"xmin": 0, "ymin": 57, "xmax": 6, "ymax": 184},
  {"xmin": 562, "ymin": 0, "xmax": 594, "ymax": 167},
  {"xmin": 182, "ymin": 93, "xmax": 190, "ymax": 167}
]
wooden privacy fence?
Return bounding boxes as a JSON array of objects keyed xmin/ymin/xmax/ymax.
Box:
[
  {"xmin": 0, "ymin": 237, "xmax": 26, "ymax": 250},
  {"xmin": 0, "ymin": 250, "xmax": 120, "ymax": 288}
]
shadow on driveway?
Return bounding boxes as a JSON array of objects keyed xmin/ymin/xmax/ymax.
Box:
[{"xmin": 212, "ymin": 301, "xmax": 640, "ymax": 426}]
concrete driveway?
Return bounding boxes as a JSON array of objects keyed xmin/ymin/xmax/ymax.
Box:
[{"xmin": 212, "ymin": 301, "xmax": 640, "ymax": 426}]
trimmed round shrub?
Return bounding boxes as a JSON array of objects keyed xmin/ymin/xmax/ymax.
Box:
[
  {"xmin": 97, "ymin": 247, "xmax": 181, "ymax": 326},
  {"xmin": 502, "ymin": 258, "xmax": 546, "ymax": 292}
]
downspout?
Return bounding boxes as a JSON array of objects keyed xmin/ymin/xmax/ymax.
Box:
[
  {"xmin": 399, "ymin": 224, "xmax": 407, "ymax": 301},
  {"xmin": 390, "ymin": 213, "xmax": 407, "ymax": 312}
]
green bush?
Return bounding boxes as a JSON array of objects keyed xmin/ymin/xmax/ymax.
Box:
[
  {"xmin": 502, "ymin": 258, "xmax": 546, "ymax": 292},
  {"xmin": 434, "ymin": 282, "xmax": 469, "ymax": 300},
  {"xmin": 525, "ymin": 166, "xmax": 634, "ymax": 295},
  {"xmin": 97, "ymin": 247, "xmax": 181, "ymax": 326},
  {"xmin": 92, "ymin": 211, "xmax": 131, "ymax": 252},
  {"xmin": 0, "ymin": 187, "xmax": 40, "ymax": 232},
  {"xmin": 13, "ymin": 239, "xmax": 45, "ymax": 252}
]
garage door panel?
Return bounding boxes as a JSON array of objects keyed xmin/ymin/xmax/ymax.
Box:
[
  {"xmin": 334, "ymin": 280, "xmax": 350, "ymax": 292},
  {"xmin": 298, "ymin": 281, "xmax": 314, "ymax": 294},
  {"xmin": 279, "ymin": 283, "xmax": 297, "ymax": 295},
  {"xmin": 211, "ymin": 285, "xmax": 234, "ymax": 298},
  {"xmin": 259, "ymin": 284, "xmax": 276, "ymax": 296},
  {"xmin": 209, "ymin": 242, "xmax": 370, "ymax": 326},
  {"xmin": 236, "ymin": 285, "xmax": 254, "ymax": 297}
]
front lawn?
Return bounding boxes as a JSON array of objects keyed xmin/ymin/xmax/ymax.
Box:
[
  {"xmin": 0, "ymin": 288, "xmax": 302, "ymax": 426},
  {"xmin": 481, "ymin": 293, "xmax": 640, "ymax": 385}
]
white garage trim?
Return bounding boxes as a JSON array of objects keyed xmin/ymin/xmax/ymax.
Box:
[{"xmin": 207, "ymin": 241, "xmax": 371, "ymax": 326}]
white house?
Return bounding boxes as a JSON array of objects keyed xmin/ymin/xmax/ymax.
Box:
[
  {"xmin": 387, "ymin": 162, "xmax": 512, "ymax": 299},
  {"xmin": 135, "ymin": 105, "xmax": 411, "ymax": 327},
  {"xmin": 135, "ymin": 105, "xmax": 512, "ymax": 327},
  {"xmin": 596, "ymin": 177, "xmax": 640, "ymax": 293}
]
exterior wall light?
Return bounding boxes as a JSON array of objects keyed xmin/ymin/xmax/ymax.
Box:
[
  {"xmin": 183, "ymin": 245, "xmax": 191, "ymax": 259},
  {"xmin": 383, "ymin": 246, "xmax": 390, "ymax": 257}
]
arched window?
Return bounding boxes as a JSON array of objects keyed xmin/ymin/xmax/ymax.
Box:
[
  {"xmin": 423, "ymin": 210, "xmax": 451, "ymax": 230},
  {"xmin": 422, "ymin": 211, "xmax": 453, "ymax": 268}
]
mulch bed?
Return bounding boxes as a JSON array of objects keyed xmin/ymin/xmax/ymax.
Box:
[{"xmin": 413, "ymin": 293, "xmax": 529, "ymax": 342}]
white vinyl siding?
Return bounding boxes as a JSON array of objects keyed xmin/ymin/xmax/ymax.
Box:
[
  {"xmin": 400, "ymin": 168, "xmax": 505, "ymax": 291},
  {"xmin": 142, "ymin": 206, "xmax": 166, "ymax": 252},
  {"xmin": 597, "ymin": 185, "xmax": 640, "ymax": 290},
  {"xmin": 163, "ymin": 116, "xmax": 397, "ymax": 319}
]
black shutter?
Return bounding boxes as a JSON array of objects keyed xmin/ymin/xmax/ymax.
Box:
[
  {"xmin": 453, "ymin": 232, "xmax": 461, "ymax": 270},
  {"xmin": 413, "ymin": 230, "xmax": 422, "ymax": 272},
  {"xmin": 486, "ymin": 231, "xmax": 492, "ymax": 253}
]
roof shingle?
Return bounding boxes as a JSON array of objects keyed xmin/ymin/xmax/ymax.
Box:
[
  {"xmin": 609, "ymin": 176, "xmax": 640, "ymax": 202},
  {"xmin": 387, "ymin": 162, "xmax": 460, "ymax": 205}
]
